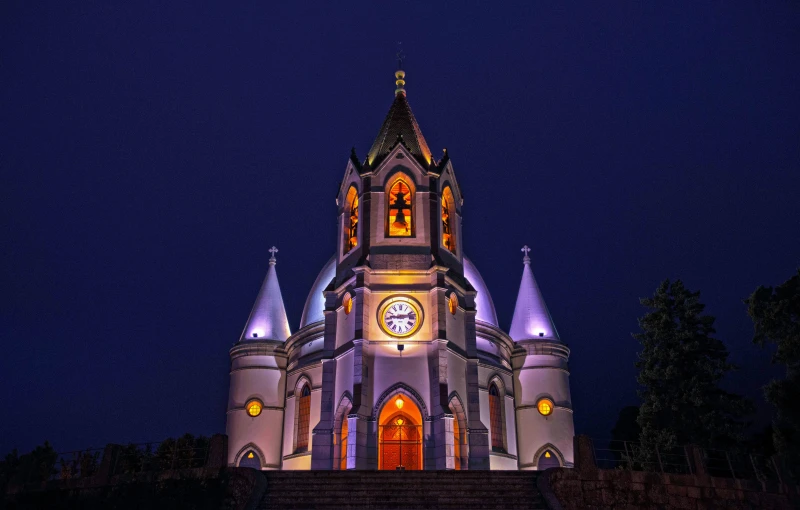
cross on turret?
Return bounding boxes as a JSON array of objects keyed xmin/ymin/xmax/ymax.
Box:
[
  {"xmin": 521, "ymin": 245, "xmax": 531, "ymax": 264},
  {"xmin": 269, "ymin": 246, "xmax": 278, "ymax": 264}
]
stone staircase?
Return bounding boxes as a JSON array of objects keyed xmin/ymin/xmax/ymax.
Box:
[{"xmin": 258, "ymin": 470, "xmax": 547, "ymax": 509}]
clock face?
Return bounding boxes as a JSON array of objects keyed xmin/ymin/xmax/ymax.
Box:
[{"xmin": 379, "ymin": 297, "xmax": 422, "ymax": 337}]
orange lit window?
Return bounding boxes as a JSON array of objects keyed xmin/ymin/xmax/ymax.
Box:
[
  {"xmin": 296, "ymin": 385, "xmax": 311, "ymax": 451},
  {"xmin": 388, "ymin": 179, "xmax": 413, "ymax": 237},
  {"xmin": 441, "ymin": 186, "xmax": 456, "ymax": 252},
  {"xmin": 246, "ymin": 400, "xmax": 262, "ymax": 417},
  {"xmin": 343, "ymin": 293, "xmax": 353, "ymax": 315},
  {"xmin": 448, "ymin": 293, "xmax": 458, "ymax": 315},
  {"xmin": 489, "ymin": 384, "xmax": 504, "ymax": 451},
  {"xmin": 537, "ymin": 398, "xmax": 554, "ymax": 417},
  {"xmin": 344, "ymin": 186, "xmax": 359, "ymax": 254},
  {"xmin": 340, "ymin": 418, "xmax": 348, "ymax": 470},
  {"xmin": 453, "ymin": 416, "xmax": 461, "ymax": 470}
]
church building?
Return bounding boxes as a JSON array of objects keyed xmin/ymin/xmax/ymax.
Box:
[{"xmin": 226, "ymin": 69, "xmax": 575, "ymax": 471}]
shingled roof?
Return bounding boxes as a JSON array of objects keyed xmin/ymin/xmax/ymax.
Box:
[{"xmin": 367, "ymin": 91, "xmax": 432, "ymax": 168}]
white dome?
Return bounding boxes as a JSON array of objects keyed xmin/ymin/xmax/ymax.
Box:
[
  {"xmin": 299, "ymin": 254, "xmax": 499, "ymax": 329},
  {"xmin": 299, "ymin": 256, "xmax": 336, "ymax": 328},
  {"xmin": 463, "ymin": 255, "xmax": 499, "ymax": 327}
]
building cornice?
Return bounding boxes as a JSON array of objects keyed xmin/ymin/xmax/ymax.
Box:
[
  {"xmin": 511, "ymin": 339, "xmax": 570, "ymax": 361},
  {"xmin": 229, "ymin": 340, "xmax": 287, "ymax": 361}
]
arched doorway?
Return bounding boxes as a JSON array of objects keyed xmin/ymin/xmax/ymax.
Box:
[
  {"xmin": 238, "ymin": 449, "xmax": 261, "ymax": 469},
  {"xmin": 537, "ymin": 449, "xmax": 561, "ymax": 470},
  {"xmin": 378, "ymin": 394, "xmax": 423, "ymax": 470}
]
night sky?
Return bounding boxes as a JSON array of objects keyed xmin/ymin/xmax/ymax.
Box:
[{"xmin": 2, "ymin": 2, "xmax": 799, "ymax": 456}]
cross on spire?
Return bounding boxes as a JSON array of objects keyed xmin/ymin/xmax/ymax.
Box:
[
  {"xmin": 269, "ymin": 246, "xmax": 278, "ymax": 264},
  {"xmin": 521, "ymin": 245, "xmax": 531, "ymax": 264}
]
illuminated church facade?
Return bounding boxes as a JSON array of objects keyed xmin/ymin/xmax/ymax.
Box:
[{"xmin": 226, "ymin": 70, "xmax": 575, "ymax": 471}]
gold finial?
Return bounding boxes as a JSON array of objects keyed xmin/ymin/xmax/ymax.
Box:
[{"xmin": 395, "ymin": 42, "xmax": 406, "ymax": 96}]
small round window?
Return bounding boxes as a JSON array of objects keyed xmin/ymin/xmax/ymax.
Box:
[
  {"xmin": 448, "ymin": 293, "xmax": 458, "ymax": 315},
  {"xmin": 343, "ymin": 293, "xmax": 353, "ymax": 315},
  {"xmin": 537, "ymin": 398, "xmax": 554, "ymax": 417},
  {"xmin": 246, "ymin": 399, "xmax": 263, "ymax": 417}
]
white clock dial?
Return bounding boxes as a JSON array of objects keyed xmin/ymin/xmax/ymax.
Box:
[{"xmin": 380, "ymin": 298, "xmax": 422, "ymax": 337}]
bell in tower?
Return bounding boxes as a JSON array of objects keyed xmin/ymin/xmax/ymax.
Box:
[{"xmin": 388, "ymin": 181, "xmax": 412, "ymax": 236}]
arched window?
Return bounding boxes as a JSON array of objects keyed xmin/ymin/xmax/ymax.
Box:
[
  {"xmin": 343, "ymin": 186, "xmax": 359, "ymax": 254},
  {"xmin": 441, "ymin": 186, "xmax": 456, "ymax": 252},
  {"xmin": 489, "ymin": 383, "xmax": 504, "ymax": 451},
  {"xmin": 387, "ymin": 178, "xmax": 413, "ymax": 237},
  {"xmin": 296, "ymin": 384, "xmax": 311, "ymax": 452},
  {"xmin": 239, "ymin": 450, "xmax": 261, "ymax": 469}
]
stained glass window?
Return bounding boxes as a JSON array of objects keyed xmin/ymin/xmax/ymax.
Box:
[
  {"xmin": 489, "ymin": 384, "xmax": 504, "ymax": 451},
  {"xmin": 388, "ymin": 179, "xmax": 412, "ymax": 237},
  {"xmin": 246, "ymin": 400, "xmax": 262, "ymax": 417},
  {"xmin": 296, "ymin": 384, "xmax": 311, "ymax": 451},
  {"xmin": 448, "ymin": 293, "xmax": 458, "ymax": 315},
  {"xmin": 537, "ymin": 398, "xmax": 554, "ymax": 416}
]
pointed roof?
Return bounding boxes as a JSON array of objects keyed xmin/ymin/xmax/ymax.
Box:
[
  {"xmin": 509, "ymin": 246, "xmax": 560, "ymax": 342},
  {"xmin": 240, "ymin": 247, "xmax": 291, "ymax": 342},
  {"xmin": 367, "ymin": 70, "xmax": 432, "ymax": 168}
]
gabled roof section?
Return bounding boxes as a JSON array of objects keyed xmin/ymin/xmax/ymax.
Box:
[
  {"xmin": 240, "ymin": 247, "xmax": 291, "ymax": 342},
  {"xmin": 367, "ymin": 72, "xmax": 432, "ymax": 168},
  {"xmin": 509, "ymin": 246, "xmax": 561, "ymax": 342}
]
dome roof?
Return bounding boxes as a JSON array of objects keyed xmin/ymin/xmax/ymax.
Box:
[
  {"xmin": 299, "ymin": 254, "xmax": 499, "ymax": 329},
  {"xmin": 463, "ymin": 255, "xmax": 499, "ymax": 327},
  {"xmin": 299, "ymin": 256, "xmax": 336, "ymax": 329}
]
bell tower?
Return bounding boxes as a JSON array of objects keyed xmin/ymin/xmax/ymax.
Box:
[{"xmin": 310, "ymin": 67, "xmax": 490, "ymax": 471}]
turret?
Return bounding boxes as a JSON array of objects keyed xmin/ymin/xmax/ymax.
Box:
[
  {"xmin": 226, "ymin": 247, "xmax": 290, "ymax": 470},
  {"xmin": 510, "ymin": 246, "xmax": 575, "ymax": 469}
]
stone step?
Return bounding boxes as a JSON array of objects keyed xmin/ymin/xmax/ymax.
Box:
[
  {"xmin": 258, "ymin": 471, "xmax": 546, "ymax": 510},
  {"xmin": 262, "ymin": 497, "xmax": 545, "ymax": 509}
]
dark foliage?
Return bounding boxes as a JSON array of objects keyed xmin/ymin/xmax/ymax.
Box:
[
  {"xmin": 0, "ymin": 441, "xmax": 57, "ymax": 490},
  {"xmin": 611, "ymin": 406, "xmax": 642, "ymax": 443},
  {"xmin": 634, "ymin": 279, "xmax": 752, "ymax": 453},
  {"xmin": 746, "ymin": 269, "xmax": 800, "ymax": 466}
]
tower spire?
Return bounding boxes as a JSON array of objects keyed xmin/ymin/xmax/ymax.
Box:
[
  {"xmin": 240, "ymin": 246, "xmax": 291, "ymax": 342},
  {"xmin": 367, "ymin": 63, "xmax": 431, "ymax": 166},
  {"xmin": 509, "ymin": 245, "xmax": 560, "ymax": 341}
]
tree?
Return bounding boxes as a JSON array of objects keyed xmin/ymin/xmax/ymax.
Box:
[
  {"xmin": 746, "ymin": 269, "xmax": 800, "ymax": 464},
  {"xmin": 612, "ymin": 406, "xmax": 642, "ymax": 444},
  {"xmin": 634, "ymin": 279, "xmax": 751, "ymax": 453},
  {"xmin": 610, "ymin": 406, "xmax": 642, "ymax": 467}
]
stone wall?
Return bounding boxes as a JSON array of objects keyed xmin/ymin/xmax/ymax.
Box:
[{"xmin": 541, "ymin": 435, "xmax": 800, "ymax": 510}]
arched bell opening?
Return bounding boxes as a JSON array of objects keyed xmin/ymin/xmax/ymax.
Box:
[
  {"xmin": 377, "ymin": 393, "xmax": 423, "ymax": 470},
  {"xmin": 385, "ymin": 174, "xmax": 415, "ymax": 238},
  {"xmin": 342, "ymin": 185, "xmax": 359, "ymax": 255}
]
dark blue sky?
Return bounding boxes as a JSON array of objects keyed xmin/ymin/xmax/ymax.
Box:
[{"xmin": 2, "ymin": 1, "xmax": 799, "ymax": 455}]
